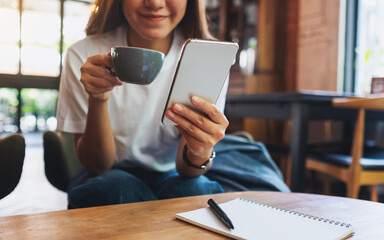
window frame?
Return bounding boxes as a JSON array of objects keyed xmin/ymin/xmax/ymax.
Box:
[
  {"xmin": 343, "ymin": 0, "xmax": 358, "ymax": 93},
  {"xmin": 0, "ymin": 0, "xmax": 93, "ymax": 90},
  {"xmin": 0, "ymin": 0, "xmax": 92, "ymax": 132}
]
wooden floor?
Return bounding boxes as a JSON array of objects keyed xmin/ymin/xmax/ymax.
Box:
[{"xmin": 0, "ymin": 132, "xmax": 67, "ymax": 217}]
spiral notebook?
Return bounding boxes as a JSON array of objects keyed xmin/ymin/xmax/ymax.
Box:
[{"xmin": 176, "ymin": 198, "xmax": 354, "ymax": 240}]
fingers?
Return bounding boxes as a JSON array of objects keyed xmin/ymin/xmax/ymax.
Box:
[
  {"xmin": 81, "ymin": 60, "xmax": 121, "ymax": 86},
  {"xmin": 166, "ymin": 96, "xmax": 228, "ymax": 130},
  {"xmin": 167, "ymin": 104, "xmax": 214, "ymax": 135},
  {"xmin": 174, "ymin": 113, "xmax": 214, "ymax": 145},
  {"xmin": 83, "ymin": 54, "xmax": 120, "ymax": 81},
  {"xmin": 165, "ymin": 96, "xmax": 228, "ymax": 145},
  {"xmin": 81, "ymin": 74, "xmax": 114, "ymax": 93},
  {"xmin": 190, "ymin": 96, "xmax": 228, "ymax": 125},
  {"xmin": 80, "ymin": 53, "xmax": 123, "ymax": 100},
  {"xmin": 87, "ymin": 53, "xmax": 113, "ymax": 68}
]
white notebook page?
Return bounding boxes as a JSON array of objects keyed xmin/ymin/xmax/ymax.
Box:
[{"xmin": 176, "ymin": 198, "xmax": 354, "ymax": 240}]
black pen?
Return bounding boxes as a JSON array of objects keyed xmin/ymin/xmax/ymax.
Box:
[{"xmin": 207, "ymin": 198, "xmax": 234, "ymax": 230}]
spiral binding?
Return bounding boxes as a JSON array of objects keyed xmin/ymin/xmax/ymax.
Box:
[{"xmin": 239, "ymin": 198, "xmax": 352, "ymax": 228}]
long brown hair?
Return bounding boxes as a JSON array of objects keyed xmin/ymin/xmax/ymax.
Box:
[{"xmin": 86, "ymin": 0, "xmax": 213, "ymax": 39}]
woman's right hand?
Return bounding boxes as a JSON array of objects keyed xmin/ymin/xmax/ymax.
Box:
[{"xmin": 80, "ymin": 53, "xmax": 123, "ymax": 102}]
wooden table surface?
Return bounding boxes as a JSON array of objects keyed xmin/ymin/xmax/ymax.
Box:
[{"xmin": 1, "ymin": 191, "xmax": 384, "ymax": 239}]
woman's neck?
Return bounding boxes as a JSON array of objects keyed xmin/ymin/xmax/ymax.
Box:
[{"xmin": 127, "ymin": 29, "xmax": 173, "ymax": 54}]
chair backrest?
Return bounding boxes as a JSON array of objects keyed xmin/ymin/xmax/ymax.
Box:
[
  {"xmin": 43, "ymin": 131, "xmax": 82, "ymax": 192},
  {"xmin": 0, "ymin": 134, "xmax": 25, "ymax": 199},
  {"xmin": 333, "ymin": 96, "xmax": 384, "ymax": 170}
]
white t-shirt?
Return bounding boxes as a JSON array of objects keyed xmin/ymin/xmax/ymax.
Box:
[{"xmin": 56, "ymin": 25, "xmax": 228, "ymax": 172}]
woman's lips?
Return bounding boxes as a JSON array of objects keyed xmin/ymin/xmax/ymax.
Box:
[{"xmin": 141, "ymin": 14, "xmax": 167, "ymax": 22}]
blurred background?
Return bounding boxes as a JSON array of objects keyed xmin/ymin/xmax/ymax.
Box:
[
  {"xmin": 0, "ymin": 0, "xmax": 384, "ymax": 216},
  {"xmin": 1, "ymin": 0, "xmax": 383, "ymax": 136}
]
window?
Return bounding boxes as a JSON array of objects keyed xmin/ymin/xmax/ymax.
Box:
[
  {"xmin": 0, "ymin": 0, "xmax": 19, "ymax": 74},
  {"xmin": 0, "ymin": 0, "xmax": 92, "ymax": 133},
  {"xmin": 345, "ymin": 0, "xmax": 384, "ymax": 95},
  {"xmin": 0, "ymin": 88, "xmax": 18, "ymax": 132},
  {"xmin": 355, "ymin": 0, "xmax": 384, "ymax": 95},
  {"xmin": 0, "ymin": 0, "xmax": 92, "ymax": 83},
  {"xmin": 21, "ymin": 0, "xmax": 61, "ymax": 76}
]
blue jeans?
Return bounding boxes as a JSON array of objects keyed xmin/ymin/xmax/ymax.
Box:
[{"xmin": 68, "ymin": 168, "xmax": 224, "ymax": 209}]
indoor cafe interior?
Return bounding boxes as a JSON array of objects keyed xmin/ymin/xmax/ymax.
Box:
[{"xmin": 1, "ymin": 0, "xmax": 384, "ymax": 221}]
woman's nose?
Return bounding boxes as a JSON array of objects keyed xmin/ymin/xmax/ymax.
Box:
[{"xmin": 144, "ymin": 0, "xmax": 166, "ymax": 9}]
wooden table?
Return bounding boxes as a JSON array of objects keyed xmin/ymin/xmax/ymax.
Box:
[
  {"xmin": 225, "ymin": 91, "xmax": 384, "ymax": 192},
  {"xmin": 1, "ymin": 191, "xmax": 384, "ymax": 239}
]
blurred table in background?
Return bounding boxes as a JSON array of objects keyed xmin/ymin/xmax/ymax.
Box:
[{"xmin": 225, "ymin": 91, "xmax": 384, "ymax": 192}]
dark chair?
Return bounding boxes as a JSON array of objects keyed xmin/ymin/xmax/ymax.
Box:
[
  {"xmin": 306, "ymin": 96, "xmax": 384, "ymax": 201},
  {"xmin": 43, "ymin": 131, "xmax": 82, "ymax": 192},
  {"xmin": 0, "ymin": 133, "xmax": 25, "ymax": 199}
]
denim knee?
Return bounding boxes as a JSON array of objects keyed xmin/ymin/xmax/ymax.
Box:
[
  {"xmin": 154, "ymin": 169, "xmax": 224, "ymax": 199},
  {"xmin": 68, "ymin": 169, "xmax": 157, "ymax": 209}
]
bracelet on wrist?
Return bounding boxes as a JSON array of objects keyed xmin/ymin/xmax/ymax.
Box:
[{"xmin": 182, "ymin": 144, "xmax": 215, "ymax": 170}]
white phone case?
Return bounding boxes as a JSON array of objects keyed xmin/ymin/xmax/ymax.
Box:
[{"xmin": 161, "ymin": 39, "xmax": 239, "ymax": 125}]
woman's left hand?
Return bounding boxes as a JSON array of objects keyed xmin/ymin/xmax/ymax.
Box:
[{"xmin": 165, "ymin": 96, "xmax": 229, "ymax": 160}]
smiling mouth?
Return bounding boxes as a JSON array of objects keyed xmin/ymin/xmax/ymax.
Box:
[{"xmin": 141, "ymin": 14, "xmax": 167, "ymax": 22}]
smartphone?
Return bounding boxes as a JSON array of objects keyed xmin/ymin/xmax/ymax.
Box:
[{"xmin": 161, "ymin": 39, "xmax": 239, "ymax": 125}]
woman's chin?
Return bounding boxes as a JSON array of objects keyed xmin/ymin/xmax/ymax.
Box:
[{"xmin": 142, "ymin": 32, "xmax": 172, "ymax": 41}]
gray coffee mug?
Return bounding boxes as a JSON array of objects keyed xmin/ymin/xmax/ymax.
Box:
[{"xmin": 111, "ymin": 46, "xmax": 165, "ymax": 84}]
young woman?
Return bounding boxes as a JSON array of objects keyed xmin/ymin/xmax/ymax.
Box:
[{"xmin": 57, "ymin": 0, "xmax": 230, "ymax": 208}]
